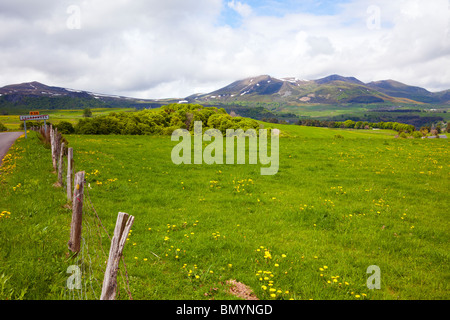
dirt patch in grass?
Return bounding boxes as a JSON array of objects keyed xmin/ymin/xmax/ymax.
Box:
[{"xmin": 226, "ymin": 279, "xmax": 258, "ymax": 300}]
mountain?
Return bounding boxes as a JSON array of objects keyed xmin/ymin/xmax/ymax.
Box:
[
  {"xmin": 185, "ymin": 74, "xmax": 433, "ymax": 105},
  {"xmin": 1, "ymin": 76, "xmax": 449, "ymax": 115},
  {"xmin": 435, "ymin": 89, "xmax": 450, "ymax": 102},
  {"xmin": 0, "ymin": 81, "xmax": 173, "ymax": 112},
  {"xmin": 313, "ymin": 74, "xmax": 365, "ymax": 86},
  {"xmin": 192, "ymin": 75, "xmax": 286, "ymax": 98},
  {"xmin": 366, "ymin": 80, "xmax": 441, "ymax": 104},
  {"xmin": 0, "ymin": 81, "xmax": 95, "ymax": 99}
]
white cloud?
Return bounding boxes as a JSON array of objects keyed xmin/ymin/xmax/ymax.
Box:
[
  {"xmin": 227, "ymin": 0, "xmax": 252, "ymax": 17},
  {"xmin": 0, "ymin": 0, "xmax": 449, "ymax": 98}
]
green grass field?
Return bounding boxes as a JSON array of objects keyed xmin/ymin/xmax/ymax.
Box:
[
  {"xmin": 0, "ymin": 124, "xmax": 448, "ymax": 300},
  {"xmin": 0, "ymin": 108, "xmax": 134, "ymax": 131},
  {"xmin": 279, "ymin": 104, "xmax": 450, "ymax": 123}
]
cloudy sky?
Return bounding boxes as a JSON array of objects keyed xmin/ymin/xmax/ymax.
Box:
[{"xmin": 0, "ymin": 0, "xmax": 449, "ymax": 98}]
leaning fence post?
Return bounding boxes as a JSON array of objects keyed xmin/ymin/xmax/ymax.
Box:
[
  {"xmin": 100, "ymin": 212, "xmax": 135, "ymax": 300},
  {"xmin": 68, "ymin": 171, "xmax": 85, "ymax": 253},
  {"xmin": 58, "ymin": 142, "xmax": 65, "ymax": 186},
  {"xmin": 67, "ymin": 148, "xmax": 74, "ymax": 202}
]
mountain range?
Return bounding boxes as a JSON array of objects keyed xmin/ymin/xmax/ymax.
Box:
[
  {"xmin": 0, "ymin": 75, "xmax": 449, "ymax": 113},
  {"xmin": 186, "ymin": 74, "xmax": 450, "ymax": 105},
  {"xmin": 0, "ymin": 81, "xmax": 162, "ymax": 111}
]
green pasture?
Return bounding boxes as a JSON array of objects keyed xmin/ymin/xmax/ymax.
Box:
[
  {"xmin": 0, "ymin": 108, "xmax": 134, "ymax": 130},
  {"xmin": 0, "ymin": 124, "xmax": 448, "ymax": 300}
]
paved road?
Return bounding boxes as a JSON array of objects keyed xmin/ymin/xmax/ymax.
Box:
[{"xmin": 0, "ymin": 132, "xmax": 24, "ymax": 165}]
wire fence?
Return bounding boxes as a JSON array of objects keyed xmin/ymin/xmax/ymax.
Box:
[{"xmin": 34, "ymin": 125, "xmax": 133, "ymax": 300}]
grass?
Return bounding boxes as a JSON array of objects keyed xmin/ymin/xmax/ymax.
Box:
[
  {"xmin": 281, "ymin": 103, "xmax": 450, "ymax": 122},
  {"xmin": 0, "ymin": 108, "xmax": 134, "ymax": 130},
  {"xmin": 0, "ymin": 124, "xmax": 449, "ymax": 300},
  {"xmin": 0, "ymin": 132, "xmax": 71, "ymax": 299}
]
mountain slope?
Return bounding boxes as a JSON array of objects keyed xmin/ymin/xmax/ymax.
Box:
[
  {"xmin": 435, "ymin": 89, "xmax": 450, "ymax": 102},
  {"xmin": 366, "ymin": 80, "xmax": 441, "ymax": 104},
  {"xmin": 0, "ymin": 81, "xmax": 93, "ymax": 99}
]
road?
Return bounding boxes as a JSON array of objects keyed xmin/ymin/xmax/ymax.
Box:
[{"xmin": 0, "ymin": 132, "xmax": 24, "ymax": 165}]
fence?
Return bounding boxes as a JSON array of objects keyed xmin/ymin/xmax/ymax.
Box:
[{"xmin": 35, "ymin": 124, "xmax": 134, "ymax": 300}]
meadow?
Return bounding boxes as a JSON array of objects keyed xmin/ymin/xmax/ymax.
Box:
[
  {"xmin": 0, "ymin": 123, "xmax": 448, "ymax": 300},
  {"xmin": 0, "ymin": 108, "xmax": 133, "ymax": 131}
]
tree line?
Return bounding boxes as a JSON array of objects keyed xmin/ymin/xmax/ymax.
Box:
[
  {"xmin": 296, "ymin": 119, "xmax": 449, "ymax": 138},
  {"xmin": 297, "ymin": 119, "xmax": 416, "ymax": 132},
  {"xmin": 20, "ymin": 104, "xmax": 260, "ymax": 135}
]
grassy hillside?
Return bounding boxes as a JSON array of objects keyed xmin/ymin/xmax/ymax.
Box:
[{"xmin": 0, "ymin": 124, "xmax": 448, "ymax": 300}]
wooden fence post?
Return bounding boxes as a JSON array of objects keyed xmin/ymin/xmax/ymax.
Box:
[
  {"xmin": 50, "ymin": 125, "xmax": 57, "ymax": 169},
  {"xmin": 58, "ymin": 142, "xmax": 65, "ymax": 186},
  {"xmin": 100, "ymin": 212, "xmax": 135, "ymax": 300},
  {"xmin": 68, "ymin": 171, "xmax": 85, "ymax": 253},
  {"xmin": 67, "ymin": 148, "xmax": 73, "ymax": 202},
  {"xmin": 54, "ymin": 130, "xmax": 61, "ymax": 172}
]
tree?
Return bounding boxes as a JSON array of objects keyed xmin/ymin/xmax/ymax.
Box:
[
  {"xmin": 343, "ymin": 120, "xmax": 355, "ymax": 128},
  {"xmin": 83, "ymin": 107, "xmax": 93, "ymax": 118}
]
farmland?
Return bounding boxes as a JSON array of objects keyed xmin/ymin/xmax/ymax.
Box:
[
  {"xmin": 0, "ymin": 122, "xmax": 448, "ymax": 300},
  {"xmin": 0, "ymin": 108, "xmax": 134, "ymax": 131}
]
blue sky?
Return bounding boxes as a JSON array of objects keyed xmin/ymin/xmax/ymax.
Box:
[
  {"xmin": 227, "ymin": 0, "xmax": 351, "ymax": 16},
  {"xmin": 219, "ymin": 0, "xmax": 352, "ymax": 27}
]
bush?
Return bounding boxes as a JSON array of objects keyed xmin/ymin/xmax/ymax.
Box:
[
  {"xmin": 19, "ymin": 121, "xmax": 47, "ymax": 129},
  {"xmin": 412, "ymin": 131, "xmax": 423, "ymax": 139},
  {"xmin": 0, "ymin": 122, "xmax": 7, "ymax": 132},
  {"xmin": 55, "ymin": 121, "xmax": 75, "ymax": 134},
  {"xmin": 75, "ymin": 118, "xmax": 97, "ymax": 134}
]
